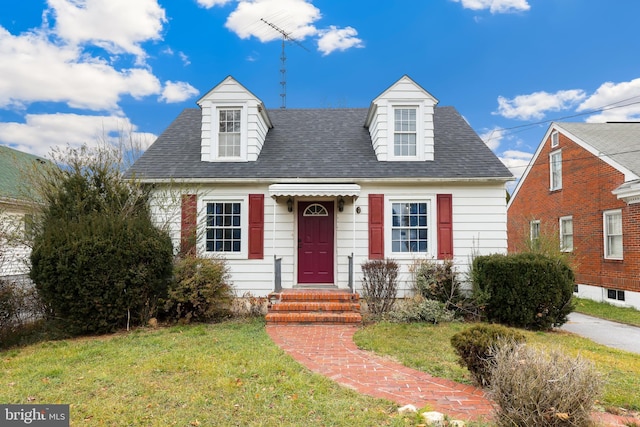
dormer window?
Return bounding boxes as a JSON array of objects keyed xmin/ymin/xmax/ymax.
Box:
[
  {"xmin": 394, "ymin": 108, "xmax": 417, "ymax": 156},
  {"xmin": 218, "ymin": 109, "xmax": 242, "ymax": 157}
]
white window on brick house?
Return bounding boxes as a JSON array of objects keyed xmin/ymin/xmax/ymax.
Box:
[
  {"xmin": 551, "ymin": 131, "xmax": 559, "ymax": 148},
  {"xmin": 559, "ymin": 216, "xmax": 573, "ymax": 252},
  {"xmin": 550, "ymin": 150, "xmax": 562, "ymax": 191},
  {"xmin": 530, "ymin": 220, "xmax": 540, "ymax": 243},
  {"xmin": 603, "ymin": 209, "xmax": 623, "ymax": 259}
]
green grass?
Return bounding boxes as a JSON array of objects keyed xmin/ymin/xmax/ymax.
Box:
[
  {"xmin": 1, "ymin": 319, "xmax": 419, "ymax": 426},
  {"xmin": 573, "ymin": 297, "xmax": 640, "ymax": 327},
  {"xmin": 354, "ymin": 321, "xmax": 640, "ymax": 412}
]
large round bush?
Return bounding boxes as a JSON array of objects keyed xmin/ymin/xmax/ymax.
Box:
[
  {"xmin": 472, "ymin": 253, "xmax": 575, "ymax": 330},
  {"xmin": 31, "ymin": 212, "xmax": 173, "ymax": 335}
]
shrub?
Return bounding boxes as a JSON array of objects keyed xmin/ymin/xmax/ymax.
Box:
[
  {"xmin": 450, "ymin": 324, "xmax": 526, "ymax": 387},
  {"xmin": 28, "ymin": 144, "xmax": 174, "ymax": 336},
  {"xmin": 472, "ymin": 253, "xmax": 575, "ymax": 330},
  {"xmin": 163, "ymin": 256, "xmax": 233, "ymax": 323},
  {"xmin": 413, "ymin": 258, "xmax": 462, "ymax": 309},
  {"xmin": 31, "ymin": 213, "xmax": 174, "ymax": 335},
  {"xmin": 361, "ymin": 258, "xmax": 399, "ymax": 316},
  {"xmin": 386, "ymin": 296, "xmax": 456, "ymax": 324},
  {"xmin": 490, "ymin": 343, "xmax": 603, "ymax": 427},
  {"xmin": 0, "ymin": 279, "xmax": 44, "ymax": 335}
]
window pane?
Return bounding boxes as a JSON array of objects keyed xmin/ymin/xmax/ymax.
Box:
[
  {"xmin": 205, "ymin": 201, "xmax": 242, "ymax": 253},
  {"xmin": 391, "ymin": 200, "xmax": 428, "ymax": 253}
]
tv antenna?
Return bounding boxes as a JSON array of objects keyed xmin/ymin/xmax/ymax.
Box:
[{"xmin": 260, "ymin": 18, "xmax": 309, "ymax": 109}]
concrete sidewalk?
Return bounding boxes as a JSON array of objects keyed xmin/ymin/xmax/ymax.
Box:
[{"xmin": 560, "ymin": 312, "xmax": 640, "ymax": 354}]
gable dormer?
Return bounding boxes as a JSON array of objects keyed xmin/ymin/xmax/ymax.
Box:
[
  {"xmin": 197, "ymin": 76, "xmax": 272, "ymax": 162},
  {"xmin": 364, "ymin": 75, "xmax": 438, "ymax": 161}
]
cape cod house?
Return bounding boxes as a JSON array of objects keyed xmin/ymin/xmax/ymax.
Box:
[
  {"xmin": 508, "ymin": 122, "xmax": 640, "ymax": 310},
  {"xmin": 128, "ymin": 75, "xmax": 513, "ymax": 317}
]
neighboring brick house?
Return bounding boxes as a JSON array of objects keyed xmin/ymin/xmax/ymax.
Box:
[
  {"xmin": 508, "ymin": 122, "xmax": 640, "ymax": 309},
  {"xmin": 128, "ymin": 75, "xmax": 513, "ymax": 297}
]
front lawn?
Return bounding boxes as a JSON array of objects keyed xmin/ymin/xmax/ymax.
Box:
[
  {"xmin": 0, "ymin": 319, "xmax": 418, "ymax": 426},
  {"xmin": 354, "ymin": 321, "xmax": 640, "ymax": 412}
]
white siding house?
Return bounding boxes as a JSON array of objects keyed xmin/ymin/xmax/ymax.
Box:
[
  {"xmin": 129, "ymin": 75, "xmax": 513, "ymax": 297},
  {"xmin": 0, "ymin": 146, "xmax": 46, "ymax": 281}
]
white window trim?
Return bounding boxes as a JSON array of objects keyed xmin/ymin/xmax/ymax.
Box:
[
  {"xmin": 384, "ymin": 195, "xmax": 435, "ymax": 258},
  {"xmin": 559, "ymin": 215, "xmax": 573, "ymax": 252},
  {"xmin": 530, "ymin": 220, "xmax": 540, "ymax": 242},
  {"xmin": 549, "ymin": 149, "xmax": 562, "ymax": 191},
  {"xmin": 387, "ymin": 103, "xmax": 425, "ymax": 161},
  {"xmin": 199, "ymin": 195, "xmax": 249, "ymax": 259},
  {"xmin": 551, "ymin": 131, "xmax": 559, "ymax": 148},
  {"xmin": 211, "ymin": 104, "xmax": 248, "ymax": 162},
  {"xmin": 603, "ymin": 209, "xmax": 623, "ymax": 260}
]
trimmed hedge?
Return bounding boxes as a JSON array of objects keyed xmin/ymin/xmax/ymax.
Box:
[{"xmin": 472, "ymin": 253, "xmax": 575, "ymax": 330}]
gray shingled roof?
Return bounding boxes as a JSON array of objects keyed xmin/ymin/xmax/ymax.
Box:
[
  {"xmin": 127, "ymin": 107, "xmax": 512, "ymax": 181},
  {"xmin": 557, "ymin": 122, "xmax": 640, "ymax": 176}
]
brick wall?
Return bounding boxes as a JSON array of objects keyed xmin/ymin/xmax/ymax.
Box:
[{"xmin": 508, "ymin": 130, "xmax": 640, "ymax": 293}]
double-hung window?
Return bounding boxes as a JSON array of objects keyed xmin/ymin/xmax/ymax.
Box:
[
  {"xmin": 393, "ymin": 108, "xmax": 417, "ymax": 157},
  {"xmin": 218, "ymin": 109, "xmax": 241, "ymax": 157},
  {"xmin": 550, "ymin": 150, "xmax": 562, "ymax": 190},
  {"xmin": 604, "ymin": 209, "xmax": 623, "ymax": 259},
  {"xmin": 559, "ymin": 216, "xmax": 573, "ymax": 252},
  {"xmin": 205, "ymin": 201, "xmax": 242, "ymax": 253},
  {"xmin": 530, "ymin": 220, "xmax": 540, "ymax": 243},
  {"xmin": 391, "ymin": 201, "xmax": 429, "ymax": 253}
]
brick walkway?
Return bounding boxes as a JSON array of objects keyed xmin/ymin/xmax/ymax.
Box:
[
  {"xmin": 266, "ymin": 324, "xmax": 640, "ymax": 426},
  {"xmin": 266, "ymin": 324, "xmax": 494, "ymax": 422}
]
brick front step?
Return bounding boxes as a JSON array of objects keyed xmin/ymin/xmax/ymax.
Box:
[
  {"xmin": 266, "ymin": 289, "xmax": 362, "ymax": 325},
  {"xmin": 265, "ymin": 312, "xmax": 362, "ymax": 324}
]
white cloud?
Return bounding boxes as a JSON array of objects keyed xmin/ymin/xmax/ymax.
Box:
[
  {"xmin": 0, "ymin": 113, "xmax": 156, "ymax": 157},
  {"xmin": 196, "ymin": 0, "xmax": 234, "ymax": 7},
  {"xmin": 495, "ymin": 89, "xmax": 586, "ymax": 120},
  {"xmin": 226, "ymin": 0, "xmax": 320, "ymax": 42},
  {"xmin": 160, "ymin": 81, "xmax": 200, "ymax": 103},
  {"xmin": 479, "ymin": 126, "xmax": 505, "ymax": 150},
  {"xmin": 317, "ymin": 26, "xmax": 363, "ymax": 56},
  {"xmin": 577, "ymin": 78, "xmax": 640, "ymax": 123},
  {"xmin": 499, "ymin": 149, "xmax": 533, "ymax": 180},
  {"xmin": 205, "ymin": 0, "xmax": 362, "ymax": 55},
  {"xmin": 0, "ymin": 28, "xmax": 162, "ymax": 111},
  {"xmin": 47, "ymin": 0, "xmax": 166, "ymax": 61},
  {"xmin": 451, "ymin": 0, "xmax": 530, "ymax": 14}
]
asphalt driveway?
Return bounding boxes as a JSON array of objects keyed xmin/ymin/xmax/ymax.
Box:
[{"xmin": 560, "ymin": 312, "xmax": 640, "ymax": 354}]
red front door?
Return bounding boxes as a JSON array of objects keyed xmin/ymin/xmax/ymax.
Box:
[{"xmin": 298, "ymin": 201, "xmax": 334, "ymax": 284}]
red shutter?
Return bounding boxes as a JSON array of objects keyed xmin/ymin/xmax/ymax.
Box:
[
  {"xmin": 180, "ymin": 194, "xmax": 197, "ymax": 256},
  {"xmin": 248, "ymin": 194, "xmax": 264, "ymax": 259},
  {"xmin": 369, "ymin": 194, "xmax": 384, "ymax": 259},
  {"xmin": 437, "ymin": 194, "xmax": 453, "ymax": 259}
]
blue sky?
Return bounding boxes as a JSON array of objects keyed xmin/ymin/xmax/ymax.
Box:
[{"xmin": 1, "ymin": 0, "xmax": 640, "ymax": 187}]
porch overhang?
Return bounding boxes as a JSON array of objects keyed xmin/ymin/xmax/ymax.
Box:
[
  {"xmin": 613, "ymin": 179, "xmax": 640, "ymax": 205},
  {"xmin": 268, "ymin": 183, "xmax": 361, "ymax": 198}
]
